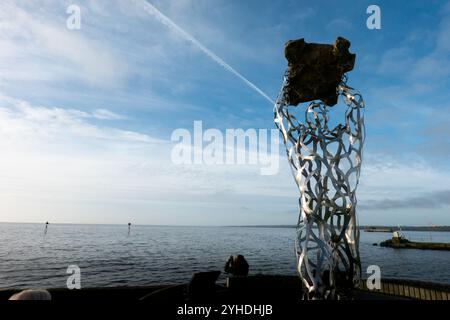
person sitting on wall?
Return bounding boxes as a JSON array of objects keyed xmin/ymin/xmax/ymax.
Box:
[{"xmin": 224, "ymin": 255, "xmax": 249, "ymax": 276}]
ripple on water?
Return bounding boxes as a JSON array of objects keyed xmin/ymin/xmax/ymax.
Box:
[{"xmin": 0, "ymin": 224, "xmax": 449, "ymax": 289}]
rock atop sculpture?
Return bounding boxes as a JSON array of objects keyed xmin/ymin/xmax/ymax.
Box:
[{"xmin": 284, "ymin": 37, "xmax": 355, "ymax": 106}]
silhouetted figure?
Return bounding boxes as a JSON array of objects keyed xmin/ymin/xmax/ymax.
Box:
[
  {"xmin": 224, "ymin": 255, "xmax": 249, "ymax": 276},
  {"xmin": 44, "ymin": 221, "xmax": 49, "ymax": 235},
  {"xmin": 187, "ymin": 271, "xmax": 221, "ymax": 301},
  {"xmin": 128, "ymin": 222, "xmax": 131, "ymax": 236},
  {"xmin": 9, "ymin": 289, "xmax": 51, "ymax": 300}
]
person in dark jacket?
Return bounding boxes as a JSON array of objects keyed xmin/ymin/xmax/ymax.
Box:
[{"xmin": 224, "ymin": 255, "xmax": 249, "ymax": 276}]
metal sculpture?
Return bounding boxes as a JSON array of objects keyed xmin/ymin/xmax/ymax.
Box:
[{"xmin": 274, "ymin": 37, "xmax": 365, "ymax": 299}]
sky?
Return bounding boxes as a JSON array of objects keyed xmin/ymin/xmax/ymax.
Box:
[{"xmin": 0, "ymin": 0, "xmax": 449, "ymax": 226}]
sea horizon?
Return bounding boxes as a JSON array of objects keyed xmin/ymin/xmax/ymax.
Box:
[
  {"xmin": 1, "ymin": 223, "xmax": 449, "ymax": 291},
  {"xmin": 1, "ymin": 221, "xmax": 449, "ymax": 231}
]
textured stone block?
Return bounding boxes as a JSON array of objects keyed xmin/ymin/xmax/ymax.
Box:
[{"xmin": 284, "ymin": 37, "xmax": 355, "ymax": 106}]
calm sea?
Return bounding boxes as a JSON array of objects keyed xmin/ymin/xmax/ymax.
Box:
[{"xmin": 0, "ymin": 223, "xmax": 449, "ymax": 290}]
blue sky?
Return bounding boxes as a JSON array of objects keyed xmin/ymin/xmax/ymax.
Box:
[{"xmin": 0, "ymin": 0, "xmax": 449, "ymax": 225}]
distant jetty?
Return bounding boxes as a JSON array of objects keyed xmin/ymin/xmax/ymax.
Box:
[
  {"xmin": 364, "ymin": 227, "xmax": 393, "ymax": 233},
  {"xmin": 363, "ymin": 225, "xmax": 450, "ymax": 232},
  {"xmin": 227, "ymin": 225, "xmax": 450, "ymax": 232},
  {"xmin": 380, "ymin": 232, "xmax": 450, "ymax": 251}
]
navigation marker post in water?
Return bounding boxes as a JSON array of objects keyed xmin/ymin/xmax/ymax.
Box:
[{"xmin": 128, "ymin": 222, "xmax": 131, "ymax": 236}]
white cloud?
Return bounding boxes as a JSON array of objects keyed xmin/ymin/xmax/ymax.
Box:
[
  {"xmin": 292, "ymin": 7, "xmax": 316, "ymax": 21},
  {"xmin": 0, "ymin": 95, "xmax": 448, "ymax": 225},
  {"xmin": 92, "ymin": 109, "xmax": 125, "ymax": 120},
  {"xmin": 0, "ymin": 95, "xmax": 294, "ymax": 224},
  {"xmin": 0, "ymin": 1, "xmax": 129, "ymax": 87},
  {"xmin": 0, "ymin": 1, "xmax": 448, "ymax": 225},
  {"xmin": 377, "ymin": 47, "xmax": 415, "ymax": 75},
  {"xmin": 0, "ymin": 95, "xmax": 152, "ymax": 143},
  {"xmin": 326, "ymin": 19, "xmax": 352, "ymax": 32},
  {"xmin": 0, "ymin": 96, "xmax": 446, "ymax": 226},
  {"xmin": 359, "ymin": 155, "xmax": 450, "ymax": 199},
  {"xmin": 376, "ymin": 3, "xmax": 450, "ymax": 89}
]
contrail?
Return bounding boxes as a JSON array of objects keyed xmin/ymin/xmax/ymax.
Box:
[{"xmin": 130, "ymin": 0, "xmax": 274, "ymax": 104}]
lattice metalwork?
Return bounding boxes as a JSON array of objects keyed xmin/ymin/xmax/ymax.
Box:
[{"xmin": 274, "ymin": 73, "xmax": 365, "ymax": 299}]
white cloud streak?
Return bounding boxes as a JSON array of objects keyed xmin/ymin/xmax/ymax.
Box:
[{"xmin": 130, "ymin": 0, "xmax": 275, "ymax": 104}]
